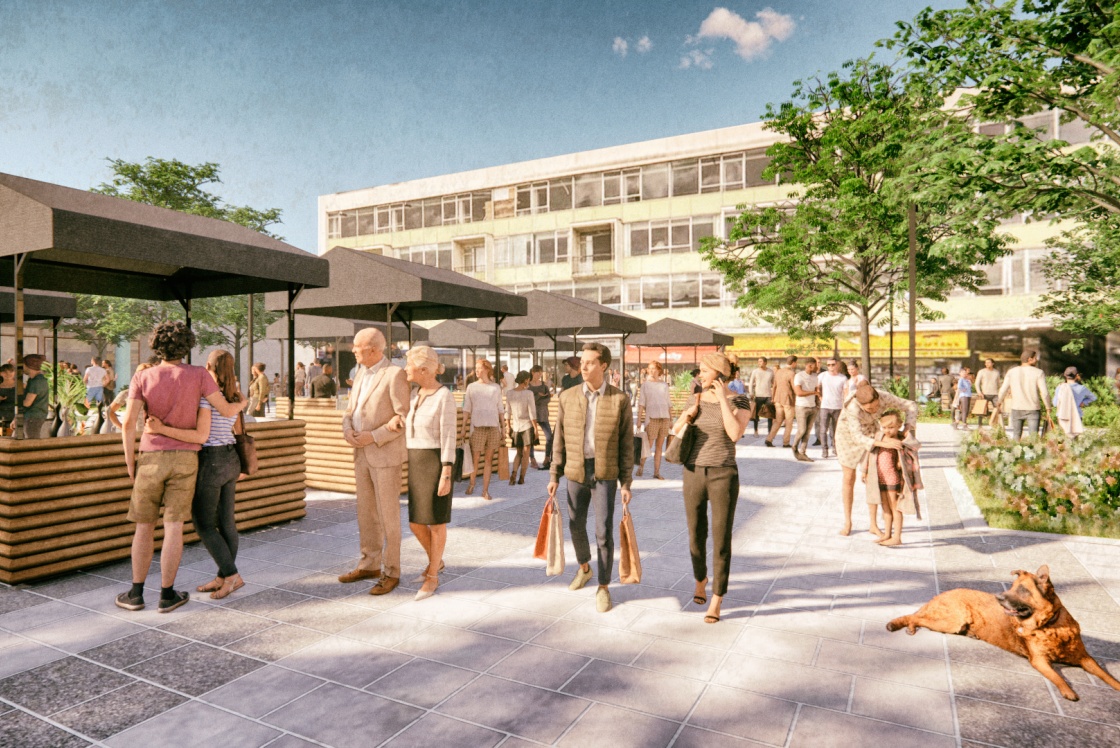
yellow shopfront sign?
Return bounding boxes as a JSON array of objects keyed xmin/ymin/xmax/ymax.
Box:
[{"xmin": 728, "ymin": 331, "xmax": 970, "ymax": 360}]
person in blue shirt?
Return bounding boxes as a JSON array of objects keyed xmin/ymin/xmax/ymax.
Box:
[
  {"xmin": 727, "ymin": 363, "xmax": 746, "ymax": 395},
  {"xmin": 1062, "ymin": 366, "xmax": 1097, "ymax": 417},
  {"xmin": 955, "ymin": 368, "xmax": 973, "ymax": 430}
]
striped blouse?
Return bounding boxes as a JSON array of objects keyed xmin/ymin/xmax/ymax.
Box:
[
  {"xmin": 199, "ymin": 397, "xmax": 237, "ymax": 447},
  {"xmin": 685, "ymin": 394, "xmax": 750, "ymax": 467}
]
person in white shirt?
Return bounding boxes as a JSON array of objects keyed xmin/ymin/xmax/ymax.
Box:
[
  {"xmin": 506, "ymin": 371, "xmax": 538, "ymax": 485},
  {"xmin": 792, "ymin": 358, "xmax": 820, "ymax": 461},
  {"xmin": 83, "ymin": 356, "xmax": 108, "ymax": 404},
  {"xmin": 500, "ymin": 363, "xmax": 515, "ymax": 392},
  {"xmin": 844, "ymin": 360, "xmax": 868, "ymax": 400},
  {"xmin": 817, "ymin": 358, "xmax": 849, "ymax": 459},
  {"xmin": 460, "ymin": 359, "xmax": 505, "ymax": 500},
  {"xmin": 996, "ymin": 350, "xmax": 1051, "ymax": 440},
  {"xmin": 748, "ymin": 357, "xmax": 775, "ymax": 435},
  {"xmin": 636, "ymin": 361, "xmax": 672, "ymax": 479}
]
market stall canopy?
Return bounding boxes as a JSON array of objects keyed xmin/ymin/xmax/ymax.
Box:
[
  {"xmin": 423, "ymin": 320, "xmax": 534, "ymax": 350},
  {"xmin": 489, "ymin": 290, "xmax": 646, "ymax": 337},
  {"xmin": 628, "ymin": 318, "xmax": 733, "ymax": 348},
  {"xmin": 265, "ymin": 247, "xmax": 527, "ymax": 322},
  {"xmin": 0, "ymin": 172, "xmax": 330, "ymax": 299},
  {"xmin": 0, "ymin": 287, "xmax": 76, "ymax": 322},
  {"xmin": 265, "ymin": 316, "xmax": 423, "ymax": 343}
]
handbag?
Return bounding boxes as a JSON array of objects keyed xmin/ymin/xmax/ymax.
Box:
[
  {"xmin": 618, "ymin": 506, "xmax": 642, "ymax": 584},
  {"xmin": 533, "ymin": 497, "xmax": 565, "ymax": 576},
  {"xmin": 234, "ymin": 411, "xmax": 258, "ymax": 475},
  {"xmin": 453, "ymin": 447, "xmax": 465, "ymax": 482},
  {"xmin": 757, "ymin": 402, "xmax": 775, "ymax": 420},
  {"xmin": 970, "ymin": 398, "xmax": 990, "ymax": 416},
  {"xmin": 459, "ymin": 444, "xmax": 474, "ymax": 481},
  {"xmin": 664, "ymin": 395, "xmax": 698, "ymax": 465}
]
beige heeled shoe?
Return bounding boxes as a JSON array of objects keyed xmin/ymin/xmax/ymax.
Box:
[{"xmin": 415, "ymin": 573, "xmax": 439, "ymax": 601}]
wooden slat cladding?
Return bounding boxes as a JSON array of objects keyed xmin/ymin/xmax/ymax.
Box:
[{"xmin": 0, "ymin": 420, "xmax": 307, "ymax": 584}]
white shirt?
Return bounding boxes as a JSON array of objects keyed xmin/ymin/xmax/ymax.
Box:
[
  {"xmin": 748, "ymin": 367, "xmax": 774, "ymax": 398},
  {"xmin": 582, "ymin": 379, "xmax": 607, "ymax": 456},
  {"xmin": 405, "ymin": 387, "xmax": 457, "ymax": 464},
  {"xmin": 349, "ymin": 357, "xmax": 388, "ymax": 432},
  {"xmin": 464, "ymin": 381, "xmax": 503, "ymax": 427},
  {"xmin": 84, "ymin": 364, "xmax": 106, "ymax": 387},
  {"xmin": 793, "ymin": 371, "xmax": 819, "ymax": 408},
  {"xmin": 818, "ymin": 371, "xmax": 848, "ymax": 410},
  {"xmin": 501, "ymin": 371, "xmax": 515, "ymax": 390},
  {"xmin": 638, "ymin": 380, "xmax": 670, "ymax": 420},
  {"xmin": 506, "ymin": 388, "xmax": 536, "ymax": 433}
]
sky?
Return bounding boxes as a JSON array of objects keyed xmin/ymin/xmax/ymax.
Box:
[{"xmin": 0, "ymin": 0, "xmax": 959, "ymax": 254}]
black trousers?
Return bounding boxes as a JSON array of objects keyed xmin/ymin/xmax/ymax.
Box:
[
  {"xmin": 682, "ymin": 465, "xmax": 739, "ymax": 596},
  {"xmin": 192, "ymin": 445, "xmax": 241, "ymax": 578},
  {"xmin": 751, "ymin": 396, "xmax": 772, "ymax": 432}
]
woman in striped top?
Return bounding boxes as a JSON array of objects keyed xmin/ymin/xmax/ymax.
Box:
[
  {"xmin": 146, "ymin": 350, "xmax": 247, "ymax": 600},
  {"xmin": 672, "ymin": 352, "xmax": 753, "ymax": 624}
]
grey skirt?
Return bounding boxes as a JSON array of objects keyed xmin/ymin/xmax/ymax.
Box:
[{"xmin": 408, "ymin": 448, "xmax": 452, "ymax": 525}]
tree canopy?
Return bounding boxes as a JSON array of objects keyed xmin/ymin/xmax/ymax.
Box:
[{"xmin": 701, "ymin": 59, "xmax": 1010, "ymax": 376}]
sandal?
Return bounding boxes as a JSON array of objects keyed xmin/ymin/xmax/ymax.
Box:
[
  {"xmin": 482, "ymin": 492, "xmax": 492, "ymax": 501},
  {"xmin": 704, "ymin": 614, "xmax": 720, "ymax": 624},
  {"xmin": 197, "ymin": 577, "xmax": 223, "ymax": 593},
  {"xmin": 693, "ymin": 578, "xmax": 707, "ymax": 605},
  {"xmin": 210, "ymin": 577, "xmax": 244, "ymax": 600},
  {"xmin": 466, "ymin": 481, "xmax": 475, "ymax": 495}
]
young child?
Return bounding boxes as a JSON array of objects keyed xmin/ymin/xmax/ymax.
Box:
[
  {"xmin": 505, "ymin": 371, "xmax": 537, "ymax": 485},
  {"xmin": 875, "ymin": 409, "xmax": 906, "ymax": 546}
]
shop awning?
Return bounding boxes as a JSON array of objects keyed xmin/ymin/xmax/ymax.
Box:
[{"xmin": 628, "ymin": 318, "xmax": 733, "ymax": 348}]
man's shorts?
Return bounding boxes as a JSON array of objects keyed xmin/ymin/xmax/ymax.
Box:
[
  {"xmin": 128, "ymin": 451, "xmax": 199, "ymax": 523},
  {"xmin": 86, "ymin": 386, "xmax": 104, "ymax": 403}
]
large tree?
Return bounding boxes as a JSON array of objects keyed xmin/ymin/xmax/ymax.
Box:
[
  {"xmin": 701, "ymin": 60, "xmax": 1010, "ymax": 377},
  {"xmin": 890, "ymin": 0, "xmax": 1120, "ymax": 350},
  {"xmin": 82, "ymin": 157, "xmax": 282, "ymax": 377}
]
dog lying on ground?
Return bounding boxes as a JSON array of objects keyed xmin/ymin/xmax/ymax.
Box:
[{"xmin": 886, "ymin": 565, "xmax": 1120, "ymax": 701}]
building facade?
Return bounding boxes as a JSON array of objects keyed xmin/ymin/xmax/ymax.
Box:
[{"xmin": 320, "ymin": 120, "xmax": 1116, "ymax": 378}]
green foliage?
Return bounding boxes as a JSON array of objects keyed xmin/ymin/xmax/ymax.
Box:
[
  {"xmin": 1047, "ymin": 375, "xmax": 1120, "ymax": 427},
  {"xmin": 79, "ymin": 158, "xmax": 283, "ymax": 374},
  {"xmin": 960, "ymin": 427, "xmax": 1120, "ymax": 538},
  {"xmin": 672, "ymin": 369, "xmax": 695, "ymax": 394},
  {"xmin": 701, "ymin": 59, "xmax": 1010, "ymax": 376},
  {"xmin": 889, "ymin": 1, "xmax": 1120, "ymax": 352},
  {"xmin": 40, "ymin": 363, "xmax": 88, "ymax": 431},
  {"xmin": 883, "ymin": 376, "xmax": 911, "ymax": 400}
]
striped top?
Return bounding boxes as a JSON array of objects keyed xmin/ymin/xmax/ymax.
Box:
[
  {"xmin": 199, "ymin": 397, "xmax": 238, "ymax": 447},
  {"xmin": 685, "ymin": 395, "xmax": 750, "ymax": 467}
]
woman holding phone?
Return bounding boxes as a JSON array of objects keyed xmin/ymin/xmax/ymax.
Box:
[{"xmin": 671, "ymin": 352, "xmax": 752, "ymax": 624}]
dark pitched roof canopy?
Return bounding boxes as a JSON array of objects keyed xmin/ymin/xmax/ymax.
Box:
[
  {"xmin": 265, "ymin": 247, "xmax": 527, "ymax": 322},
  {"xmin": 491, "ymin": 290, "xmax": 646, "ymax": 337},
  {"xmin": 422, "ymin": 320, "xmax": 535, "ymax": 350},
  {"xmin": 0, "ymin": 288, "xmax": 76, "ymax": 322},
  {"xmin": 628, "ymin": 317, "xmax": 734, "ymax": 347},
  {"xmin": 264, "ymin": 316, "xmax": 423, "ymax": 342},
  {"xmin": 0, "ymin": 172, "xmax": 329, "ymax": 299}
]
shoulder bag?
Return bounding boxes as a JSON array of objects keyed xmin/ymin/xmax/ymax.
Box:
[
  {"xmin": 234, "ymin": 410, "xmax": 258, "ymax": 475},
  {"xmin": 664, "ymin": 395, "xmax": 698, "ymax": 465}
]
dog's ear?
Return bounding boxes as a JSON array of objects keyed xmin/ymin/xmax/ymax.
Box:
[
  {"xmin": 1036, "ymin": 565, "xmax": 1050, "ymax": 583},
  {"xmin": 1011, "ymin": 569, "xmax": 1027, "ymax": 578}
]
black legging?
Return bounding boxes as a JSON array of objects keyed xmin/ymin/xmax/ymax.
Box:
[{"xmin": 192, "ymin": 445, "xmax": 241, "ymax": 578}]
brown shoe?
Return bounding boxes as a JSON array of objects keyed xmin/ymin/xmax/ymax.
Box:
[
  {"xmin": 368, "ymin": 576, "xmax": 400, "ymax": 596},
  {"xmin": 338, "ymin": 568, "xmax": 380, "ymax": 584}
]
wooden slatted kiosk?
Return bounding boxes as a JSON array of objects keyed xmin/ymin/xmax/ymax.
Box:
[{"xmin": 0, "ymin": 420, "xmax": 307, "ymax": 584}]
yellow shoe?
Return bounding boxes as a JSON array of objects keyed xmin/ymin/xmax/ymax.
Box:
[
  {"xmin": 596, "ymin": 587, "xmax": 612, "ymax": 613},
  {"xmin": 569, "ymin": 566, "xmax": 593, "ymax": 591}
]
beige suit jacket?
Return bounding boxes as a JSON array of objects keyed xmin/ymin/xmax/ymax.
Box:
[{"xmin": 342, "ymin": 361, "xmax": 410, "ymax": 468}]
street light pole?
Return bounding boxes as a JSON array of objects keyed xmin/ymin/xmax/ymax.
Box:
[{"xmin": 908, "ymin": 204, "xmax": 918, "ymax": 401}]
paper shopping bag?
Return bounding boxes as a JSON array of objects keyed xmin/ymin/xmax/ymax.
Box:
[
  {"xmin": 460, "ymin": 445, "xmax": 474, "ymax": 481},
  {"xmin": 533, "ymin": 498, "xmax": 550, "ymax": 561},
  {"xmin": 618, "ymin": 507, "xmax": 642, "ymax": 584},
  {"xmin": 497, "ymin": 447, "xmax": 510, "ymax": 481},
  {"xmin": 545, "ymin": 498, "xmax": 565, "ymax": 576}
]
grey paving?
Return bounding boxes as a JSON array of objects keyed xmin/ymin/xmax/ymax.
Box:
[{"xmin": 1, "ymin": 423, "xmax": 1118, "ymax": 746}]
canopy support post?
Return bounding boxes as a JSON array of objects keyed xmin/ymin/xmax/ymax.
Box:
[
  {"xmin": 620, "ymin": 333, "xmax": 629, "ymax": 391},
  {"xmin": 51, "ymin": 317, "xmax": 59, "ymax": 407},
  {"xmin": 287, "ymin": 284, "xmax": 304, "ymax": 419},
  {"xmin": 494, "ymin": 314, "xmax": 506, "ymax": 369},
  {"xmin": 385, "ymin": 303, "xmax": 400, "ymax": 360},
  {"xmin": 12, "ymin": 253, "xmax": 27, "ymax": 439},
  {"xmin": 247, "ymin": 293, "xmax": 254, "ymax": 383},
  {"xmin": 169, "ymin": 285, "xmax": 193, "ymax": 364}
]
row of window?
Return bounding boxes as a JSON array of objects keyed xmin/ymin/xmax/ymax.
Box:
[
  {"xmin": 954, "ymin": 248, "xmax": 1052, "ymax": 296},
  {"xmin": 509, "ymin": 274, "xmax": 733, "ymax": 310},
  {"xmin": 326, "ymin": 149, "xmax": 775, "ymax": 238}
]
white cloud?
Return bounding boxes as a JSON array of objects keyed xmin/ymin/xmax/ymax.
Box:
[
  {"xmin": 679, "ymin": 49, "xmax": 714, "ymax": 70},
  {"xmin": 635, "ymin": 36, "xmax": 652, "ymax": 53},
  {"xmin": 612, "ymin": 37, "xmax": 628, "ymax": 57},
  {"xmin": 692, "ymin": 6, "xmax": 796, "ymax": 63}
]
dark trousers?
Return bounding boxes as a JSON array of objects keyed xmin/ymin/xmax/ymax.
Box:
[
  {"xmin": 683, "ymin": 465, "xmax": 739, "ymax": 596},
  {"xmin": 538, "ymin": 420, "xmax": 554, "ymax": 466},
  {"xmin": 567, "ymin": 458, "xmax": 616, "ymax": 586},
  {"xmin": 1011, "ymin": 409, "xmax": 1042, "ymax": 440},
  {"xmin": 751, "ymin": 396, "xmax": 772, "ymax": 433},
  {"xmin": 820, "ymin": 408, "xmax": 841, "ymax": 451},
  {"xmin": 192, "ymin": 445, "xmax": 242, "ymax": 578}
]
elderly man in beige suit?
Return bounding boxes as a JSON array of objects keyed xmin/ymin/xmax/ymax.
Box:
[{"xmin": 339, "ymin": 327, "xmax": 410, "ymax": 595}]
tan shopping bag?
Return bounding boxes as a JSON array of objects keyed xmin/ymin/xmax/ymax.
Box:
[
  {"xmin": 618, "ymin": 506, "xmax": 642, "ymax": 584},
  {"xmin": 497, "ymin": 447, "xmax": 510, "ymax": 481},
  {"xmin": 545, "ymin": 497, "xmax": 565, "ymax": 576},
  {"xmin": 533, "ymin": 498, "xmax": 550, "ymax": 561}
]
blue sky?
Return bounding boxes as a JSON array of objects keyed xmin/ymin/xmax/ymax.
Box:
[{"xmin": 0, "ymin": 0, "xmax": 957, "ymax": 253}]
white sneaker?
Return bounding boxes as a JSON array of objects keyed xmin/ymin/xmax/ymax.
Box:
[{"xmin": 569, "ymin": 566, "xmax": 593, "ymax": 591}]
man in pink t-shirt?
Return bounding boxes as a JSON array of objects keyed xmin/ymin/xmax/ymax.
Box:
[{"xmin": 115, "ymin": 321, "xmax": 246, "ymax": 614}]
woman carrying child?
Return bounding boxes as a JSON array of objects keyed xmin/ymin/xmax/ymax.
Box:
[{"xmin": 862, "ymin": 408, "xmax": 923, "ymax": 546}]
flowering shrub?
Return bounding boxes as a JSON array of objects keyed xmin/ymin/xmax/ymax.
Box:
[{"xmin": 960, "ymin": 427, "xmax": 1120, "ymax": 535}]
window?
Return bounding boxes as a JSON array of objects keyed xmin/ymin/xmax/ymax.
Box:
[
  {"xmin": 550, "ymin": 178, "xmax": 573, "ymax": 211},
  {"xmin": 722, "ymin": 153, "xmax": 745, "ymax": 190},
  {"xmin": 327, "ymin": 213, "xmax": 342, "ymax": 239},
  {"xmin": 603, "ymin": 171, "xmax": 621, "ymax": 205},
  {"xmin": 375, "ymin": 207, "xmax": 390, "ymax": 233},
  {"xmin": 511, "ymin": 235, "xmax": 533, "ymax": 265},
  {"xmin": 600, "ymin": 283, "xmax": 621, "ymax": 306},
  {"xmin": 457, "ymin": 242, "xmax": 484, "ymax": 273},
  {"xmin": 356, "ymin": 208, "xmax": 375, "ymax": 235},
  {"xmin": 643, "ymin": 277, "xmax": 669, "ymax": 309},
  {"xmin": 625, "ymin": 279, "xmax": 643, "ymax": 308},
  {"xmin": 978, "ymin": 122, "xmax": 1006, "ymax": 137},
  {"xmin": 591, "ymin": 232, "xmax": 612, "ymax": 261},
  {"xmin": 472, "ymin": 191, "xmax": 490, "ymax": 221},
  {"xmin": 641, "ymin": 163, "xmax": 669, "ymax": 200},
  {"xmin": 692, "ymin": 217, "xmax": 715, "ymax": 251},
  {"xmin": 442, "ymin": 196, "xmax": 459, "ymax": 225},
  {"xmin": 649, "ymin": 221, "xmax": 669, "ymax": 254},
  {"xmin": 630, "ymin": 224, "xmax": 649, "ymax": 256},
  {"xmin": 700, "ymin": 157, "xmax": 721, "ymax": 193},
  {"xmin": 624, "ymin": 169, "xmax": 641, "ymax": 202},
  {"xmin": 422, "ymin": 198, "xmax": 441, "ymax": 228},
  {"xmin": 1060, "ymin": 118, "xmax": 1094, "ymax": 144},
  {"xmin": 340, "ymin": 212, "xmax": 356, "ymax": 237},
  {"xmin": 671, "ymin": 159, "xmax": 699, "ymax": 196},
  {"xmin": 1011, "ymin": 250, "xmax": 1027, "ymax": 294},
  {"xmin": 745, "ymin": 151, "xmax": 770, "ymax": 187},
  {"xmin": 399, "ymin": 243, "xmax": 452, "ymax": 270},
  {"xmin": 574, "ymin": 174, "xmax": 603, "ymax": 208},
  {"xmin": 493, "ymin": 238, "xmax": 512, "ymax": 267},
  {"xmin": 404, "ymin": 202, "xmax": 422, "ymax": 230},
  {"xmin": 670, "ymin": 219, "xmax": 691, "ymax": 253},
  {"xmin": 574, "ymin": 284, "xmax": 599, "ymax": 303},
  {"xmin": 515, "ymin": 183, "xmax": 550, "ymax": 216},
  {"xmin": 438, "ymin": 245, "xmax": 452, "ymax": 269},
  {"xmin": 672, "ymin": 276, "xmax": 699, "ymax": 308},
  {"xmin": 538, "ymin": 234, "xmax": 556, "ymax": 264},
  {"xmin": 1028, "ymin": 248, "xmax": 1050, "ymax": 293},
  {"xmin": 701, "ymin": 276, "xmax": 723, "ymax": 307}
]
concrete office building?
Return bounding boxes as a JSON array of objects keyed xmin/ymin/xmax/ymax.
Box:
[{"xmin": 320, "ymin": 118, "xmax": 1116, "ymax": 376}]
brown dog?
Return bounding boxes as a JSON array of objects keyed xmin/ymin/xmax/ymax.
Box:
[{"xmin": 886, "ymin": 565, "xmax": 1120, "ymax": 701}]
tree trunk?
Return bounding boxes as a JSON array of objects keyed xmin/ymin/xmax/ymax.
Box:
[{"xmin": 859, "ymin": 306, "xmax": 872, "ymax": 386}]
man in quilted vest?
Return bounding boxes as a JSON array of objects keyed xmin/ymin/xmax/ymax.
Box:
[{"xmin": 548, "ymin": 342, "xmax": 634, "ymax": 613}]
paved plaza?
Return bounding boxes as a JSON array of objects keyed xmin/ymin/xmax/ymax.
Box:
[{"xmin": 1, "ymin": 424, "xmax": 1119, "ymax": 747}]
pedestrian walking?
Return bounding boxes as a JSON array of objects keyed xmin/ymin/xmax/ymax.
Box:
[
  {"xmin": 506, "ymin": 371, "xmax": 537, "ymax": 485},
  {"xmin": 792, "ymin": 357, "xmax": 820, "ymax": 461},
  {"xmin": 529, "ymin": 365, "xmax": 552, "ymax": 470},
  {"xmin": 817, "ymin": 357, "xmax": 848, "ymax": 458},
  {"xmin": 461, "ymin": 358, "xmax": 505, "ymax": 500},
  {"xmin": 1054, "ymin": 366, "xmax": 1096, "ymax": 438},
  {"xmin": 636, "ymin": 361, "xmax": 671, "ymax": 479},
  {"xmin": 996, "ymin": 350, "xmax": 1052, "ymax": 440},
  {"xmin": 748, "ymin": 357, "xmax": 774, "ymax": 435},
  {"xmin": 765, "ymin": 356, "xmax": 798, "ymax": 448}
]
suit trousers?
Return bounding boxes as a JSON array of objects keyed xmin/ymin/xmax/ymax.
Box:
[
  {"xmin": 794, "ymin": 406, "xmax": 819, "ymax": 454},
  {"xmin": 767, "ymin": 402, "xmax": 795, "ymax": 445},
  {"xmin": 682, "ymin": 465, "xmax": 739, "ymax": 596},
  {"xmin": 353, "ymin": 448, "xmax": 404, "ymax": 578},
  {"xmin": 567, "ymin": 458, "xmax": 617, "ymax": 586}
]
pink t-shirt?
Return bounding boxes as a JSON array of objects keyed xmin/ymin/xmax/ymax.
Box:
[{"xmin": 129, "ymin": 363, "xmax": 219, "ymax": 452}]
